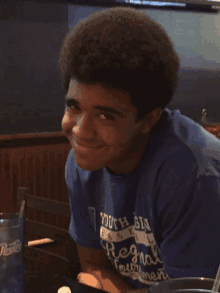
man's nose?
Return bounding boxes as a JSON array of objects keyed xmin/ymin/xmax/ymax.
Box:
[{"xmin": 72, "ymin": 114, "xmax": 96, "ymax": 138}]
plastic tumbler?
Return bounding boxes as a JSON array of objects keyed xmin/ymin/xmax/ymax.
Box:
[{"xmin": 0, "ymin": 213, "xmax": 25, "ymax": 293}]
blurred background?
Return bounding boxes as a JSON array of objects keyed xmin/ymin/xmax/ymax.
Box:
[{"xmin": 1, "ymin": 0, "xmax": 220, "ymax": 135}]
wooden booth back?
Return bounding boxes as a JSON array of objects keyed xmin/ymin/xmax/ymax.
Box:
[{"xmin": 17, "ymin": 186, "xmax": 81, "ymax": 279}]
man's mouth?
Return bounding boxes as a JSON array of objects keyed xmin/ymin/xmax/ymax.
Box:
[{"xmin": 73, "ymin": 141, "xmax": 104, "ymax": 152}]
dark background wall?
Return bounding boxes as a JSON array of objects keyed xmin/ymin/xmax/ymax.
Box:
[
  {"xmin": 169, "ymin": 68, "xmax": 220, "ymax": 123},
  {"xmin": 1, "ymin": 2, "xmax": 220, "ymax": 135},
  {"xmin": 0, "ymin": 1, "xmax": 68, "ymax": 135}
]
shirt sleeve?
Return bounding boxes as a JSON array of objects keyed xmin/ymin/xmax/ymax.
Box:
[
  {"xmin": 65, "ymin": 150, "xmax": 102, "ymax": 249},
  {"xmin": 155, "ymin": 149, "xmax": 220, "ymax": 279}
]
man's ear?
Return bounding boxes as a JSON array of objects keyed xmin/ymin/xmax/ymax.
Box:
[{"xmin": 141, "ymin": 108, "xmax": 163, "ymax": 134}]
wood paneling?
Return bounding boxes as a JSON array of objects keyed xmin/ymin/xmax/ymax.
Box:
[
  {"xmin": 0, "ymin": 131, "xmax": 71, "ymax": 215},
  {"xmin": 0, "ymin": 131, "xmax": 74, "ymax": 267}
]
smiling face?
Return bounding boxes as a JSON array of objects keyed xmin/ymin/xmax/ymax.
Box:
[{"xmin": 62, "ymin": 79, "xmax": 162, "ymax": 175}]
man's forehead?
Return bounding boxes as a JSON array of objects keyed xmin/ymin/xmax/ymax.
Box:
[
  {"xmin": 67, "ymin": 78, "xmax": 132, "ymax": 107},
  {"xmin": 69, "ymin": 78, "xmax": 116, "ymax": 94},
  {"xmin": 68, "ymin": 78, "xmax": 78, "ymax": 92}
]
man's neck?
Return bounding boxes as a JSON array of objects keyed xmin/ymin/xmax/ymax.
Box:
[{"xmin": 106, "ymin": 133, "xmax": 150, "ymax": 176}]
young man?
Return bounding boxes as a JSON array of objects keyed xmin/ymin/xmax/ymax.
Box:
[{"xmin": 59, "ymin": 7, "xmax": 220, "ymax": 293}]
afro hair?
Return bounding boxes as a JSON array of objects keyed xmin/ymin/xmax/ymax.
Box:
[{"xmin": 59, "ymin": 6, "xmax": 180, "ymax": 121}]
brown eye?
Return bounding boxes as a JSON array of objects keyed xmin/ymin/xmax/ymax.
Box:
[
  {"xmin": 100, "ymin": 113, "xmax": 116, "ymax": 121},
  {"xmin": 66, "ymin": 102, "xmax": 80, "ymax": 112}
]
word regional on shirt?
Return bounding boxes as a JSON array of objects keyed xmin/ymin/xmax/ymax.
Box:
[{"xmin": 98, "ymin": 211, "xmax": 170, "ymax": 286}]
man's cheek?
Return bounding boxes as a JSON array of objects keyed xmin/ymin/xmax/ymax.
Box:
[{"xmin": 99, "ymin": 129, "xmax": 118, "ymax": 142}]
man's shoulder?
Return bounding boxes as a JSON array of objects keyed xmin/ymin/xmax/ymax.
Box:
[
  {"xmin": 159, "ymin": 109, "xmax": 220, "ymax": 177},
  {"xmin": 65, "ymin": 148, "xmax": 84, "ymax": 181},
  {"xmin": 65, "ymin": 148, "xmax": 74, "ymax": 170},
  {"xmin": 168, "ymin": 108, "xmax": 220, "ymax": 156}
]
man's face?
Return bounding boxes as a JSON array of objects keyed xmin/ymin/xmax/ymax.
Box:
[{"xmin": 62, "ymin": 79, "xmax": 160, "ymax": 175}]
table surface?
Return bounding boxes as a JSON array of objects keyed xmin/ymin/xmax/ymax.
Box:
[{"xmin": 25, "ymin": 272, "xmax": 107, "ymax": 293}]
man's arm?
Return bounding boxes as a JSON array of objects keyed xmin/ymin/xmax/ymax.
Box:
[{"xmin": 76, "ymin": 243, "xmax": 134, "ymax": 293}]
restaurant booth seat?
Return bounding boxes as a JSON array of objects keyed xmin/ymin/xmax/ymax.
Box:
[{"xmin": 16, "ymin": 187, "xmax": 81, "ymax": 280}]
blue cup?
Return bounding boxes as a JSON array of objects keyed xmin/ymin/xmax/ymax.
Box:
[{"xmin": 0, "ymin": 213, "xmax": 25, "ymax": 293}]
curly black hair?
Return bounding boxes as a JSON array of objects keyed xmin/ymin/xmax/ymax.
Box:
[{"xmin": 59, "ymin": 6, "xmax": 180, "ymax": 122}]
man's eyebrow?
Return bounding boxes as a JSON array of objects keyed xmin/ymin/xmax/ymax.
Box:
[{"xmin": 65, "ymin": 96, "xmax": 125, "ymax": 118}]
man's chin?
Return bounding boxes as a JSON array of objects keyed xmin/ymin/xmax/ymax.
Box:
[{"xmin": 75, "ymin": 157, "xmax": 104, "ymax": 172}]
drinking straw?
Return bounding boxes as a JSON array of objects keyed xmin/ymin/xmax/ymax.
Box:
[
  {"xmin": 19, "ymin": 200, "xmax": 25, "ymax": 219},
  {"xmin": 212, "ymin": 265, "xmax": 220, "ymax": 293}
]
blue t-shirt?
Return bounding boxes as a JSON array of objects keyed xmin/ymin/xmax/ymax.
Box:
[{"xmin": 65, "ymin": 108, "xmax": 220, "ymax": 289}]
